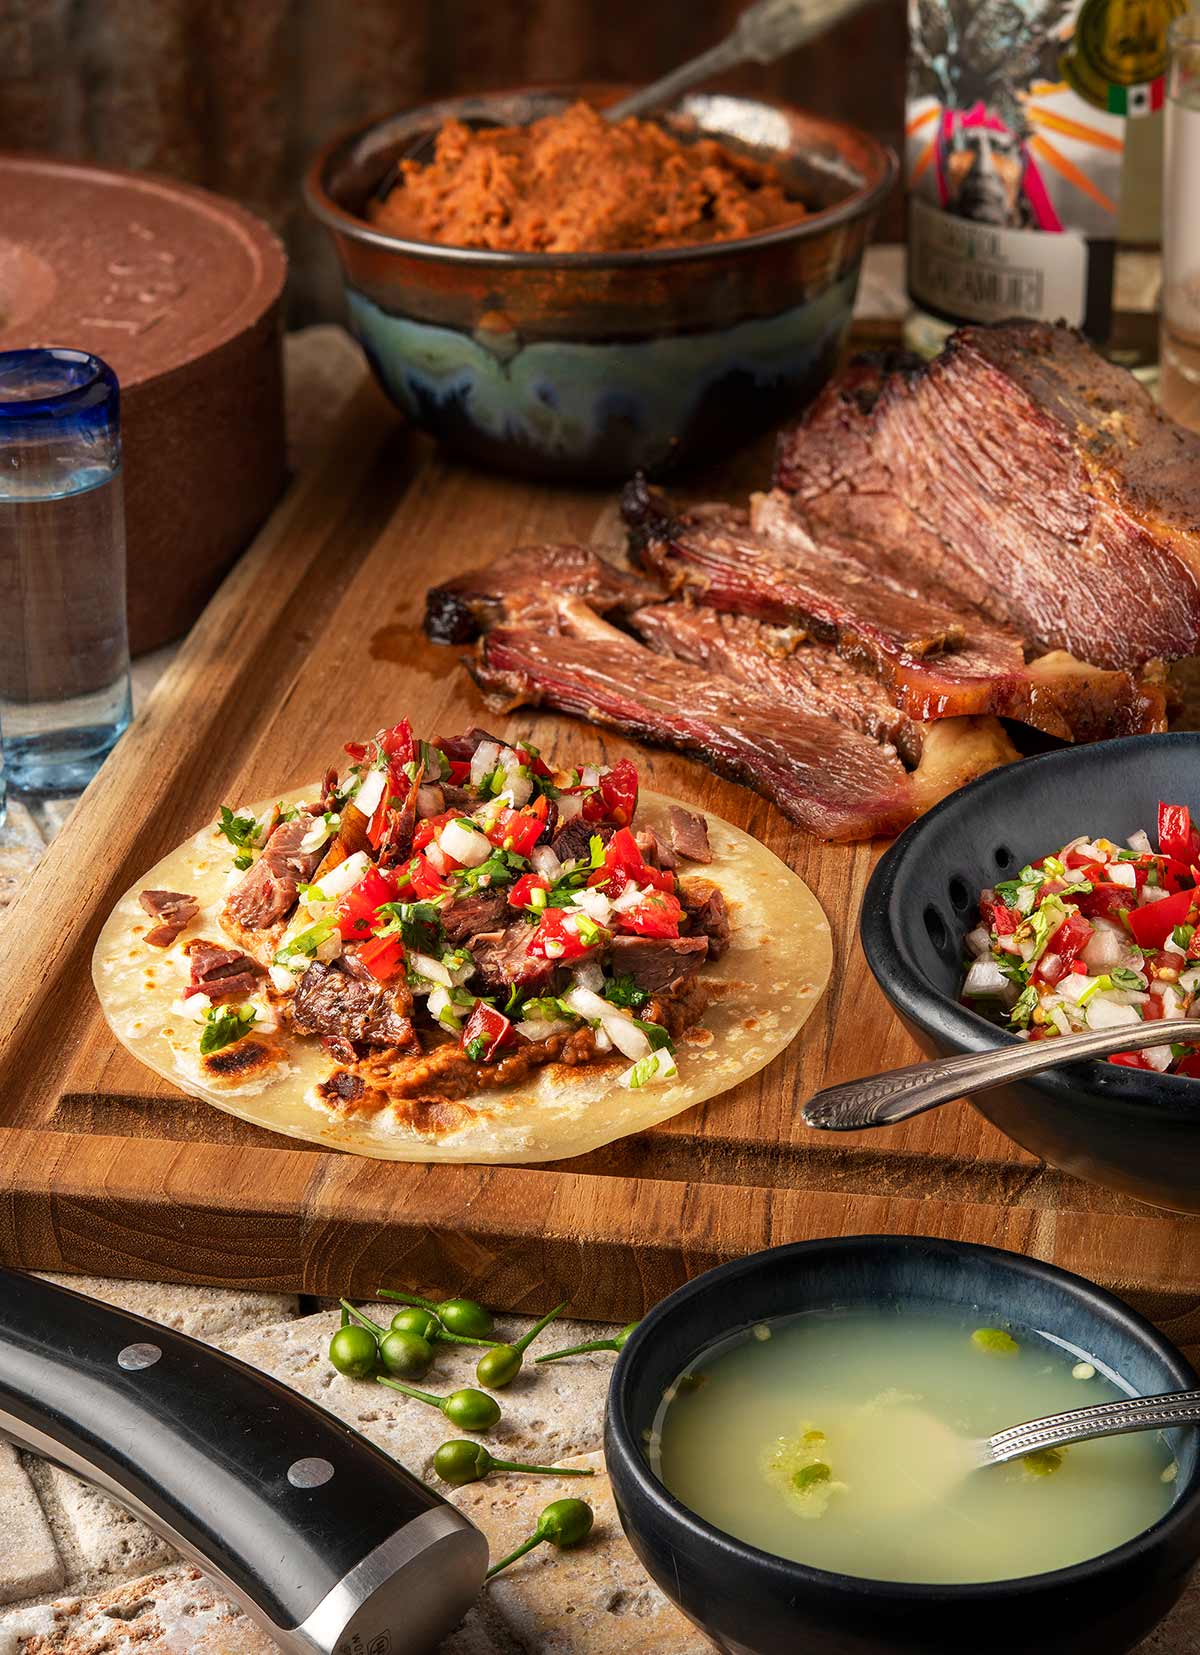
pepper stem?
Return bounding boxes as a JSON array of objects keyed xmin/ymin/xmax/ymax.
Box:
[
  {"xmin": 376, "ymin": 1375, "xmax": 443, "ymax": 1409},
  {"xmin": 514, "ymin": 1302, "xmax": 570, "ymax": 1357},
  {"xmin": 340, "ymin": 1298, "xmax": 386, "ymax": 1337},
  {"xmin": 534, "ymin": 1338, "xmax": 614, "ymax": 1363},
  {"xmin": 486, "ymin": 1532, "xmax": 545, "ymax": 1580},
  {"xmin": 437, "ymin": 1330, "xmax": 501, "ymax": 1349},
  {"xmin": 376, "ymin": 1288, "xmax": 436, "ymax": 1311},
  {"xmin": 491, "ymin": 1459, "xmax": 595, "ymax": 1477}
]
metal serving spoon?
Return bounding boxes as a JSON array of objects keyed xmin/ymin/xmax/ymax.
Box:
[
  {"xmin": 605, "ymin": 0, "xmax": 880, "ymax": 123},
  {"xmin": 975, "ymin": 1386, "xmax": 1200, "ymax": 1469},
  {"xmin": 802, "ymin": 1017, "xmax": 1200, "ymax": 1131}
]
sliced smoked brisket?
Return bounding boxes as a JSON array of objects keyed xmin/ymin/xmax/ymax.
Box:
[
  {"xmin": 775, "ymin": 321, "xmax": 1200, "ymax": 669},
  {"xmin": 138, "ymin": 889, "xmax": 199, "ymax": 948},
  {"xmin": 224, "ymin": 813, "xmax": 328, "ymax": 932},
  {"xmin": 426, "ymin": 542, "xmax": 661, "ymax": 644}
]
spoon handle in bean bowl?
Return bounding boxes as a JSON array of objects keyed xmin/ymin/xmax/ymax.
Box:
[
  {"xmin": 980, "ymin": 1387, "xmax": 1200, "ymax": 1468},
  {"xmin": 802, "ymin": 1017, "xmax": 1200, "ymax": 1131}
]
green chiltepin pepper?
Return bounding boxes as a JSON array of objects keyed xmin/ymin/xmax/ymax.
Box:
[
  {"xmin": 475, "ymin": 1302, "xmax": 569, "ymax": 1389},
  {"xmin": 328, "ymin": 1322, "xmax": 378, "ymax": 1380},
  {"xmin": 535, "ymin": 1322, "xmax": 639, "ymax": 1364},
  {"xmin": 390, "ymin": 1304, "xmax": 499, "ymax": 1351},
  {"xmin": 433, "ymin": 1439, "xmax": 596, "ymax": 1488},
  {"xmin": 339, "ymin": 1300, "xmax": 433, "ymax": 1380},
  {"xmin": 376, "ymin": 1289, "xmax": 495, "ymax": 1341},
  {"xmin": 376, "ymin": 1376, "xmax": 502, "ymax": 1432},
  {"xmin": 486, "ymin": 1498, "xmax": 595, "ymax": 1579}
]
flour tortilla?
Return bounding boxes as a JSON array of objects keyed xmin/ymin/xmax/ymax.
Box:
[{"xmin": 93, "ymin": 788, "xmax": 831, "ymax": 1163}]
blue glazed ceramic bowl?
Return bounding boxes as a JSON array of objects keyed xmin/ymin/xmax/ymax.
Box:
[
  {"xmin": 859, "ymin": 733, "xmax": 1200, "ymax": 1213},
  {"xmin": 605, "ymin": 1235, "xmax": 1200, "ymax": 1655},
  {"xmin": 305, "ymin": 86, "xmax": 895, "ymax": 481}
]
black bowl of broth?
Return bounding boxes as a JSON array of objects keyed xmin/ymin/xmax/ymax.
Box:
[{"xmin": 604, "ymin": 1236, "xmax": 1200, "ymax": 1655}]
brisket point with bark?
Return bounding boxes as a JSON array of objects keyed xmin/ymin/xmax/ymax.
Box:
[
  {"xmin": 609, "ymin": 933, "xmax": 709, "ymax": 993},
  {"xmin": 291, "ymin": 958, "xmax": 416, "ymax": 1050},
  {"xmin": 184, "ymin": 939, "xmax": 263, "ymax": 1004}
]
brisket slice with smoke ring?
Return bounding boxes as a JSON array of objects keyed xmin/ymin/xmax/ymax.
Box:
[
  {"xmin": 425, "ymin": 542, "xmax": 662, "ymax": 644},
  {"xmin": 472, "ymin": 623, "xmax": 918, "ymax": 843},
  {"xmin": 775, "ymin": 321, "xmax": 1200, "ymax": 670},
  {"xmin": 621, "ymin": 479, "xmax": 1165, "ymax": 741}
]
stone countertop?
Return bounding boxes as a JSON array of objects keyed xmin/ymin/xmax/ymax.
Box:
[{"xmin": 3, "ymin": 264, "xmax": 1197, "ymax": 1655}]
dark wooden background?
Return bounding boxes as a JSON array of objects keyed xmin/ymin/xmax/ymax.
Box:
[{"xmin": 0, "ymin": 0, "xmax": 906, "ymax": 322}]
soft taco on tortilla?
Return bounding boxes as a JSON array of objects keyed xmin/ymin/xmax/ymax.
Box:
[{"xmin": 94, "ymin": 721, "xmax": 831, "ymax": 1162}]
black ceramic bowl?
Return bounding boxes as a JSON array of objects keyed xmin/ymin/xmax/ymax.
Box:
[
  {"xmin": 860, "ymin": 733, "xmax": 1200, "ymax": 1213},
  {"xmin": 605, "ymin": 1235, "xmax": 1200, "ymax": 1655},
  {"xmin": 305, "ymin": 86, "xmax": 895, "ymax": 481}
]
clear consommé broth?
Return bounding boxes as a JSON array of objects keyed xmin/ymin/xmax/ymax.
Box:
[{"xmin": 651, "ymin": 1307, "xmax": 1178, "ymax": 1584}]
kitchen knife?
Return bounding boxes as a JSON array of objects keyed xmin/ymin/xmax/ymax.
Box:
[{"xmin": 0, "ymin": 1269, "xmax": 488, "ymax": 1653}]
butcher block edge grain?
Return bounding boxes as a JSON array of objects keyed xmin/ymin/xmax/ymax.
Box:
[{"xmin": 0, "ymin": 375, "xmax": 1197, "ymax": 1310}]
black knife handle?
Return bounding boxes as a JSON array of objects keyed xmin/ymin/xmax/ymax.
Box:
[{"xmin": 0, "ymin": 1271, "xmax": 487, "ymax": 1653}]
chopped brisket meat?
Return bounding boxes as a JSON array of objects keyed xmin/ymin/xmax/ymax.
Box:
[
  {"xmin": 224, "ymin": 812, "xmax": 328, "ymax": 931},
  {"xmin": 291, "ymin": 959, "xmax": 416, "ymax": 1049},
  {"xmin": 425, "ymin": 543, "xmax": 661, "ymax": 644},
  {"xmin": 608, "ymin": 933, "xmax": 708, "ymax": 992},
  {"xmin": 552, "ymin": 817, "xmax": 613, "ymax": 864},
  {"xmin": 666, "ymin": 806, "xmax": 712, "ymax": 864},
  {"xmin": 138, "ymin": 889, "xmax": 199, "ymax": 948},
  {"xmin": 439, "ymin": 889, "xmax": 510, "ymax": 944},
  {"xmin": 319, "ymin": 1069, "xmax": 366, "ymax": 1103},
  {"xmin": 468, "ymin": 923, "xmax": 560, "ymax": 990},
  {"xmin": 473, "ymin": 618, "xmax": 919, "ymax": 843},
  {"xmin": 775, "ymin": 321, "xmax": 1200, "ymax": 670},
  {"xmin": 184, "ymin": 939, "xmax": 263, "ymax": 1004},
  {"xmin": 680, "ymin": 884, "xmax": 731, "ymax": 958},
  {"xmin": 622, "ymin": 477, "xmax": 1165, "ymax": 742},
  {"xmin": 632, "ymin": 603, "xmax": 924, "ymax": 767},
  {"xmin": 635, "ymin": 827, "xmax": 677, "ymax": 872}
]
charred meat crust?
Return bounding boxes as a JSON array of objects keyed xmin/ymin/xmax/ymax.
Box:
[{"xmin": 291, "ymin": 958, "xmax": 417, "ymax": 1050}]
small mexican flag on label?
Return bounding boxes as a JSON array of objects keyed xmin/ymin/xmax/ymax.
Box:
[{"xmin": 1108, "ymin": 77, "xmax": 1166, "ymax": 116}]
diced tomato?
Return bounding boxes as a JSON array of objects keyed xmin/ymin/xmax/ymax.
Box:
[
  {"xmin": 447, "ymin": 758, "xmax": 471, "ymax": 783},
  {"xmin": 357, "ymin": 932, "xmax": 406, "ymax": 982},
  {"xmin": 580, "ymin": 758, "xmax": 639, "ymax": 827},
  {"xmin": 1063, "ymin": 848, "xmax": 1094, "ymax": 870},
  {"xmin": 619, "ymin": 889, "xmax": 684, "ymax": 939},
  {"xmin": 1142, "ymin": 995, "xmax": 1164, "ymax": 1020},
  {"xmin": 379, "ymin": 720, "xmax": 415, "ymax": 767},
  {"xmin": 413, "ymin": 810, "xmax": 459, "ymax": 852},
  {"xmin": 1036, "ymin": 954, "xmax": 1067, "ymax": 987},
  {"xmin": 390, "ymin": 853, "xmax": 448, "ymax": 901},
  {"xmin": 1108, "ymin": 1051, "xmax": 1154, "ymax": 1070},
  {"xmin": 1074, "ymin": 882, "xmax": 1136, "ymax": 923},
  {"xmin": 527, "ymin": 907, "xmax": 607, "ymax": 962},
  {"xmin": 487, "ymin": 795, "xmax": 549, "ymax": 857},
  {"xmin": 1127, "ymin": 889, "xmax": 1196, "ymax": 950},
  {"xmin": 461, "ymin": 1002, "xmax": 514, "ymax": 1063},
  {"xmin": 1189, "ymin": 929, "xmax": 1200, "ymax": 961},
  {"xmin": 1158, "ymin": 801, "xmax": 1200, "ymax": 864},
  {"xmin": 509, "ymin": 873, "xmax": 550, "ymax": 910},
  {"xmin": 589, "ymin": 827, "xmax": 674, "ymax": 897},
  {"xmin": 1046, "ymin": 911, "xmax": 1093, "ymax": 970},
  {"xmin": 981, "ymin": 898, "xmax": 1021, "ymax": 935},
  {"xmin": 335, "ymin": 866, "xmax": 398, "ymax": 940},
  {"xmin": 1174, "ymin": 1051, "xmax": 1200, "ymax": 1077}
]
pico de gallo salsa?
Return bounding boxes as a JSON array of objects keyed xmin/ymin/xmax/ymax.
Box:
[
  {"xmin": 183, "ymin": 722, "xmax": 728, "ymax": 1099},
  {"xmin": 963, "ymin": 800, "xmax": 1200, "ymax": 1074}
]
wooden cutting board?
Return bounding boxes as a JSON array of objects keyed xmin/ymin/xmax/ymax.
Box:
[{"xmin": 1, "ymin": 378, "xmax": 1197, "ymax": 1352}]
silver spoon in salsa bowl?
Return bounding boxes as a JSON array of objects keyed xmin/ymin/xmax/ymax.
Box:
[{"xmin": 802, "ymin": 1017, "xmax": 1200, "ymax": 1131}]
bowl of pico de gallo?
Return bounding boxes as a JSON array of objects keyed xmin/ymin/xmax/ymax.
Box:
[{"xmin": 860, "ymin": 733, "xmax": 1200, "ymax": 1214}]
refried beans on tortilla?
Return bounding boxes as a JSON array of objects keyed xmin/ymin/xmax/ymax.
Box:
[{"xmin": 370, "ymin": 100, "xmax": 807, "ymax": 254}]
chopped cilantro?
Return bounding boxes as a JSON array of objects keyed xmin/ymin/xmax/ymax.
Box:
[
  {"xmin": 375, "ymin": 899, "xmax": 443, "ymax": 954},
  {"xmin": 1110, "ymin": 965, "xmax": 1148, "ymax": 990},
  {"xmin": 503, "ymin": 984, "xmax": 526, "ymax": 1017},
  {"xmin": 452, "ymin": 848, "xmax": 526, "ymax": 891},
  {"xmin": 1008, "ymin": 984, "xmax": 1040, "ymax": 1029},
  {"xmin": 217, "ymin": 805, "xmax": 259, "ymax": 852},
  {"xmin": 573, "ymin": 913, "xmax": 606, "ymax": 948},
  {"xmin": 523, "ymin": 995, "xmax": 575, "ymax": 1022},
  {"xmin": 273, "ymin": 918, "xmax": 336, "ymax": 967},
  {"xmin": 630, "ymin": 1016, "xmax": 674, "ymax": 1053},
  {"xmin": 233, "ymin": 851, "xmax": 254, "ymax": 871},
  {"xmin": 1174, "ymin": 924, "xmax": 1195, "ymax": 949},
  {"xmin": 994, "ymin": 864, "xmax": 1044, "ymax": 907},
  {"xmin": 199, "ymin": 1003, "xmax": 257, "ymax": 1055},
  {"xmin": 465, "ymin": 1035, "xmax": 488, "ymax": 1063},
  {"xmin": 603, "ymin": 974, "xmax": 649, "ymax": 1010}
]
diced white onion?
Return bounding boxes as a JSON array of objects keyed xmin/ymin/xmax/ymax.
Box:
[
  {"xmin": 531, "ymin": 844, "xmax": 563, "ymax": 880},
  {"xmin": 500, "ymin": 769, "xmax": 533, "ymax": 807},
  {"xmin": 556, "ymin": 793, "xmax": 583, "ymax": 823},
  {"xmin": 1128, "ymin": 829, "xmax": 1153, "ymax": 854},
  {"xmin": 299, "ymin": 820, "xmax": 334, "ymax": 856},
  {"xmin": 424, "ymin": 843, "xmax": 451, "ymax": 875},
  {"xmin": 612, "ymin": 882, "xmax": 648, "ymax": 914},
  {"xmin": 410, "ymin": 950, "xmax": 452, "ymax": 987},
  {"xmin": 355, "ymin": 770, "xmax": 387, "ymax": 820},
  {"xmin": 581, "ymin": 765, "xmax": 601, "ymax": 788},
  {"xmin": 962, "ymin": 959, "xmax": 1010, "ymax": 998},
  {"xmin": 470, "ymin": 741, "xmax": 501, "ymax": 789},
  {"xmin": 572, "ymin": 887, "xmax": 613, "ymax": 926},
  {"xmin": 316, "ymin": 851, "xmax": 371, "ymax": 902},
  {"xmin": 1082, "ymin": 927, "xmax": 1122, "ymax": 972},
  {"xmin": 1059, "ymin": 973, "xmax": 1098, "ymax": 1005},
  {"xmin": 1084, "ymin": 996, "xmax": 1141, "ymax": 1029},
  {"xmin": 516, "ymin": 1016, "xmax": 575, "ymax": 1042},
  {"xmin": 1145, "ymin": 1045, "xmax": 1174, "ymax": 1071},
  {"xmin": 543, "ymin": 938, "xmax": 565, "ymax": 959},
  {"xmin": 1107, "ymin": 989, "xmax": 1149, "ymax": 1006},
  {"xmin": 1107, "ymin": 863, "xmax": 1137, "ymax": 889},
  {"xmin": 426, "ymin": 985, "xmax": 458, "ymax": 1024},
  {"xmin": 315, "ymin": 932, "xmax": 342, "ymax": 964},
  {"xmin": 1141, "ymin": 885, "xmax": 1171, "ymax": 904},
  {"xmin": 592, "ymin": 1027, "xmax": 613, "ymax": 1053},
  {"xmin": 563, "ymin": 986, "xmax": 651, "ymax": 1061},
  {"xmin": 440, "ymin": 819, "xmax": 493, "ymax": 867},
  {"xmin": 171, "ymin": 993, "xmax": 212, "ymax": 1021},
  {"xmin": 964, "ymin": 927, "xmax": 992, "ymax": 960},
  {"xmin": 1166, "ymin": 935, "xmax": 1188, "ymax": 957},
  {"xmin": 1180, "ymin": 966, "xmax": 1200, "ymax": 994},
  {"xmin": 268, "ymin": 964, "xmax": 296, "ymax": 993},
  {"xmin": 570, "ymin": 959, "xmax": 604, "ymax": 994},
  {"xmin": 1050, "ymin": 1005, "xmax": 1073, "ymax": 1038}
]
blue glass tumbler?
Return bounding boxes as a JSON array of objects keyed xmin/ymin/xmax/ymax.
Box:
[{"xmin": 0, "ymin": 349, "xmax": 133, "ymax": 795}]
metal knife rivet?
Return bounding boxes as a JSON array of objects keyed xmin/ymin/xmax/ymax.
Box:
[
  {"xmin": 288, "ymin": 1456, "xmax": 335, "ymax": 1489},
  {"xmin": 117, "ymin": 1342, "xmax": 162, "ymax": 1371}
]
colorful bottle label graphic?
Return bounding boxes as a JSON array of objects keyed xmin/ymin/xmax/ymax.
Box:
[{"xmin": 906, "ymin": 0, "xmax": 1183, "ymax": 336}]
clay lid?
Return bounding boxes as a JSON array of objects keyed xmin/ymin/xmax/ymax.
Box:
[{"xmin": 0, "ymin": 155, "xmax": 287, "ymax": 388}]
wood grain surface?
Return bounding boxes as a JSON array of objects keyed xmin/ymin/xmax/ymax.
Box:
[{"xmin": 1, "ymin": 377, "xmax": 1197, "ymax": 1338}]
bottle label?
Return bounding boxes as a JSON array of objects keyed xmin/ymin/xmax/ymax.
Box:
[{"xmin": 904, "ymin": 0, "xmax": 1180, "ymax": 333}]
